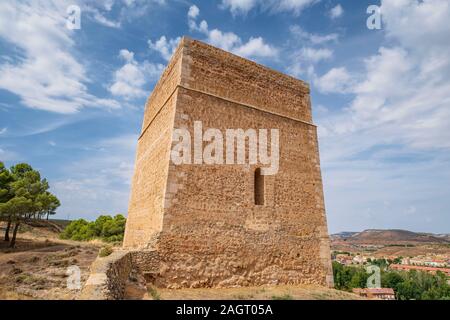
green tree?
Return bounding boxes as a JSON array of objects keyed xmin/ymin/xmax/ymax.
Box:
[
  {"xmin": 60, "ymin": 219, "xmax": 93, "ymax": 241},
  {"xmin": 101, "ymin": 214, "xmax": 126, "ymax": 242},
  {"xmin": 92, "ymin": 215, "xmax": 113, "ymax": 235},
  {"xmin": 0, "ymin": 196, "xmax": 33, "ymax": 247},
  {"xmin": 371, "ymin": 258, "xmax": 388, "ymax": 269},
  {"xmin": 332, "ymin": 262, "xmax": 363, "ymax": 291},
  {"xmin": 60, "ymin": 214, "xmax": 126, "ymax": 243},
  {"xmin": 349, "ymin": 269, "xmax": 369, "ymax": 289},
  {"xmin": 0, "ymin": 162, "xmax": 14, "ymax": 241},
  {"xmin": 392, "ymin": 257, "xmax": 402, "ymax": 264},
  {"xmin": 396, "ymin": 279, "xmax": 421, "ymax": 300},
  {"xmin": 381, "ymin": 271, "xmax": 403, "ymax": 297},
  {"xmin": 0, "ymin": 163, "xmax": 60, "ymax": 248},
  {"xmin": 35, "ymin": 192, "xmax": 60, "ymax": 220},
  {"xmin": 334, "ymin": 259, "xmax": 450, "ymax": 300}
]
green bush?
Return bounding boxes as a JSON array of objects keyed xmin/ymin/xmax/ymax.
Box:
[
  {"xmin": 332, "ymin": 262, "xmax": 369, "ymax": 291},
  {"xmin": 332, "ymin": 262, "xmax": 450, "ymax": 300},
  {"xmin": 98, "ymin": 246, "xmax": 113, "ymax": 257},
  {"xmin": 60, "ymin": 214, "xmax": 126, "ymax": 243},
  {"xmin": 148, "ymin": 286, "xmax": 161, "ymax": 300},
  {"xmin": 271, "ymin": 294, "xmax": 293, "ymax": 300}
]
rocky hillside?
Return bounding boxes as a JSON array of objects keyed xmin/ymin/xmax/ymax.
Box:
[{"xmin": 332, "ymin": 229, "xmax": 450, "ymax": 245}]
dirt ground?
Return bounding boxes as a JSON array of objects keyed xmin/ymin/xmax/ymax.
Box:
[
  {"xmin": 0, "ymin": 223, "xmax": 364, "ymax": 300},
  {"xmin": 124, "ymin": 282, "xmax": 363, "ymax": 300},
  {"xmin": 0, "ymin": 227, "xmax": 100, "ymax": 300}
]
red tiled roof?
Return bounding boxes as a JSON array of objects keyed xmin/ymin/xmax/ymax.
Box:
[{"xmin": 390, "ymin": 264, "xmax": 450, "ymax": 275}]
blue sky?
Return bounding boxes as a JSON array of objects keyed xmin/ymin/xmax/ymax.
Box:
[{"xmin": 0, "ymin": 0, "xmax": 449, "ymax": 233}]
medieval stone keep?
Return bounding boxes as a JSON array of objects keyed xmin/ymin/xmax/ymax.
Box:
[{"xmin": 123, "ymin": 37, "xmax": 334, "ymax": 288}]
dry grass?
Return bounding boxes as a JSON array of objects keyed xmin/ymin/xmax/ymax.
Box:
[
  {"xmin": 332, "ymin": 241, "xmax": 450, "ymax": 258},
  {"xmin": 140, "ymin": 284, "xmax": 363, "ymax": 300},
  {"xmin": 0, "ymin": 224, "xmax": 101, "ymax": 300}
]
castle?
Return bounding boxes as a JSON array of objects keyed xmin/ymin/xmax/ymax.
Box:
[{"xmin": 123, "ymin": 37, "xmax": 334, "ymax": 288}]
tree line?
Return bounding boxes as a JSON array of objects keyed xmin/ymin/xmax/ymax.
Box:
[
  {"xmin": 0, "ymin": 162, "xmax": 60, "ymax": 248},
  {"xmin": 60, "ymin": 215, "xmax": 126, "ymax": 243},
  {"xmin": 333, "ymin": 261, "xmax": 450, "ymax": 300}
]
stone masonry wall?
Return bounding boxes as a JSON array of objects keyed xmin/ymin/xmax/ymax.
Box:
[
  {"xmin": 181, "ymin": 38, "xmax": 313, "ymax": 124},
  {"xmin": 123, "ymin": 41, "xmax": 184, "ymax": 249},
  {"xmin": 80, "ymin": 250, "xmax": 161, "ymax": 300},
  {"xmin": 156, "ymin": 87, "xmax": 332, "ymax": 288},
  {"xmin": 123, "ymin": 91, "xmax": 179, "ymax": 248},
  {"xmin": 79, "ymin": 251, "xmax": 133, "ymax": 300},
  {"xmin": 123, "ymin": 37, "xmax": 334, "ymax": 288}
]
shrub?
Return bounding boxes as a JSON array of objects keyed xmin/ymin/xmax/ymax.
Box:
[
  {"xmin": 332, "ymin": 262, "xmax": 450, "ymax": 300},
  {"xmin": 271, "ymin": 294, "xmax": 293, "ymax": 300},
  {"xmin": 98, "ymin": 246, "xmax": 113, "ymax": 257},
  {"xmin": 60, "ymin": 215, "xmax": 126, "ymax": 243},
  {"xmin": 148, "ymin": 286, "xmax": 161, "ymax": 300}
]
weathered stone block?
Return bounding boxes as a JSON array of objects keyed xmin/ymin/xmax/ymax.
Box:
[{"xmin": 123, "ymin": 37, "xmax": 334, "ymax": 288}]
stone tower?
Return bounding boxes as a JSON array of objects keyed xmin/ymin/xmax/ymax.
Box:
[{"xmin": 123, "ymin": 37, "xmax": 334, "ymax": 288}]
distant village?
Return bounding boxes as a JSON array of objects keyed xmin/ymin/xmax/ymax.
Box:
[
  {"xmin": 332, "ymin": 250, "xmax": 450, "ymax": 300},
  {"xmin": 333, "ymin": 251, "xmax": 450, "ymax": 274}
]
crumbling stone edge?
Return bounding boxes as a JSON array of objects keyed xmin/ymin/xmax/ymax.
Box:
[{"xmin": 79, "ymin": 249, "xmax": 159, "ymax": 300}]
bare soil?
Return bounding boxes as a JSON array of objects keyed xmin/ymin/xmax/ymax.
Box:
[
  {"xmin": 124, "ymin": 282, "xmax": 363, "ymax": 300},
  {"xmin": 0, "ymin": 225, "xmax": 100, "ymax": 300},
  {"xmin": 0, "ymin": 223, "xmax": 367, "ymax": 300}
]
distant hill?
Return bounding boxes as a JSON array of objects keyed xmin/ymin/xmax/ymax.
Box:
[
  {"xmin": 434, "ymin": 234, "xmax": 450, "ymax": 242},
  {"xmin": 331, "ymin": 232, "xmax": 358, "ymax": 239},
  {"xmin": 331, "ymin": 229, "xmax": 450, "ymax": 245}
]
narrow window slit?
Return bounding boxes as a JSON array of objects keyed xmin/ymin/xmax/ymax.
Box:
[{"xmin": 254, "ymin": 168, "xmax": 265, "ymax": 205}]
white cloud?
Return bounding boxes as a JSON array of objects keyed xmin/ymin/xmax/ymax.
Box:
[
  {"xmin": 148, "ymin": 36, "xmax": 182, "ymax": 61},
  {"xmin": 290, "ymin": 25, "xmax": 339, "ymax": 44},
  {"xmin": 221, "ymin": 0, "xmax": 319, "ymax": 15},
  {"xmin": 109, "ymin": 49, "xmax": 164, "ymax": 99},
  {"xmin": 233, "ymin": 37, "xmax": 279, "ymax": 58},
  {"xmin": 299, "ymin": 47, "xmax": 333, "ymax": 63},
  {"xmin": 314, "ymin": 67, "xmax": 352, "ymax": 94},
  {"xmin": 188, "ymin": 6, "xmax": 278, "ymax": 59},
  {"xmin": 329, "ymin": 4, "xmax": 343, "ymax": 19},
  {"xmin": 0, "ymin": 1, "xmax": 120, "ymax": 114},
  {"xmin": 188, "ymin": 5, "xmax": 200, "ymax": 19},
  {"xmin": 220, "ymin": 0, "xmax": 257, "ymax": 14},
  {"xmin": 52, "ymin": 134, "xmax": 137, "ymax": 220},
  {"xmin": 0, "ymin": 127, "xmax": 7, "ymax": 135},
  {"xmin": 119, "ymin": 0, "xmax": 166, "ymax": 16},
  {"xmin": 119, "ymin": 49, "xmax": 135, "ymax": 62},
  {"xmin": 318, "ymin": 0, "xmax": 450, "ymax": 149},
  {"xmin": 122, "ymin": 0, "xmax": 165, "ymax": 6},
  {"xmin": 206, "ymin": 29, "xmax": 242, "ymax": 51},
  {"xmin": 286, "ymin": 26, "xmax": 338, "ymax": 79},
  {"xmin": 82, "ymin": 2, "xmax": 122, "ymax": 28},
  {"xmin": 91, "ymin": 10, "xmax": 121, "ymax": 28},
  {"xmin": 321, "ymin": 148, "xmax": 450, "ymax": 232},
  {"xmin": 316, "ymin": 0, "xmax": 450, "ymax": 232},
  {"xmin": 123, "ymin": 0, "xmax": 136, "ymax": 6},
  {"xmin": 104, "ymin": 0, "xmax": 115, "ymax": 11}
]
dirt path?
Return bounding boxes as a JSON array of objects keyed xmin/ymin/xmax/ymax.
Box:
[
  {"xmin": 0, "ymin": 231, "xmax": 100, "ymax": 300},
  {"xmin": 124, "ymin": 283, "xmax": 363, "ymax": 300}
]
